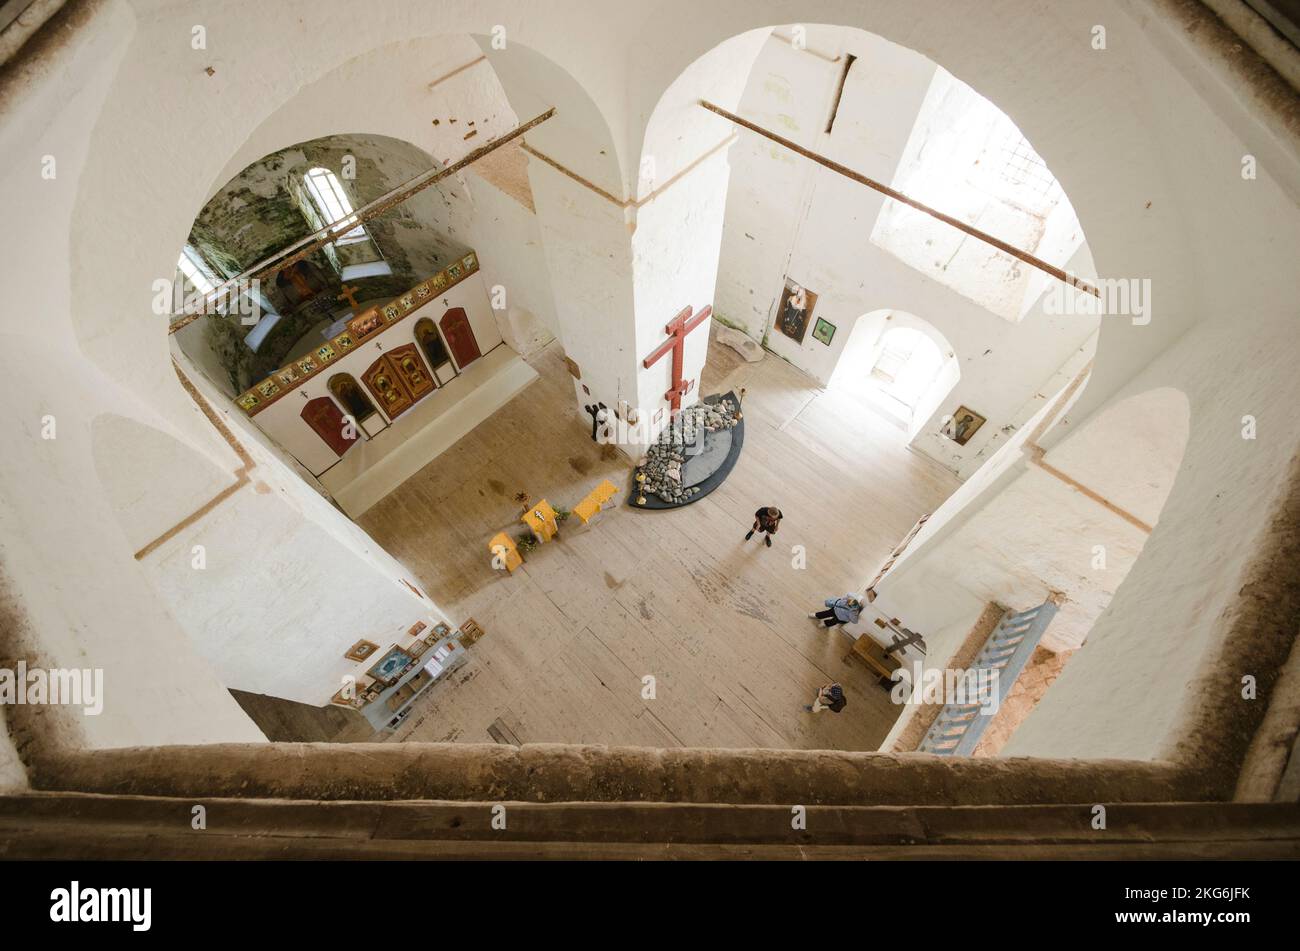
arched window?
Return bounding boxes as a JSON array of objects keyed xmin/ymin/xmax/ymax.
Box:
[
  {"xmin": 328, "ymin": 373, "xmax": 377, "ymax": 423},
  {"xmin": 415, "ymin": 317, "xmax": 452, "ymax": 371},
  {"xmin": 177, "ymin": 244, "xmax": 218, "ymax": 294},
  {"xmin": 303, "ymin": 167, "xmax": 367, "ymax": 244}
]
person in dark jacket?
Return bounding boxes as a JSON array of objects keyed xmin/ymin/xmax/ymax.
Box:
[
  {"xmin": 805, "ymin": 682, "xmax": 847, "ymax": 714},
  {"xmin": 745, "ymin": 506, "xmax": 783, "ymax": 548},
  {"xmin": 809, "ymin": 594, "xmax": 862, "ymax": 628}
]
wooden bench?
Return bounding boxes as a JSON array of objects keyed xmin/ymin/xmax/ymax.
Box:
[
  {"xmin": 572, "ymin": 479, "xmax": 619, "ymax": 525},
  {"xmin": 848, "ymin": 634, "xmax": 904, "ymax": 687}
]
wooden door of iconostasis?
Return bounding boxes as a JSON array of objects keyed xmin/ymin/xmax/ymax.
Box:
[
  {"xmin": 362, "ymin": 344, "xmax": 436, "ymax": 420},
  {"xmin": 301, "ymin": 396, "xmax": 359, "ymax": 457},
  {"xmin": 440, "ymin": 307, "xmax": 481, "ymax": 368}
]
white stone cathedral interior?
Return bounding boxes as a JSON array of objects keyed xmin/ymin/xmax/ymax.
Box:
[{"xmin": 1, "ymin": 0, "xmax": 1299, "ymax": 887}]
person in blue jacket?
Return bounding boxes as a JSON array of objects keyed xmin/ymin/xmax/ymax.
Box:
[{"xmin": 809, "ymin": 594, "xmax": 862, "ymax": 628}]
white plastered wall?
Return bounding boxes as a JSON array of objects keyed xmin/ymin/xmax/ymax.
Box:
[
  {"xmin": 0, "ymin": 1, "xmax": 264, "ymax": 747},
  {"xmin": 87, "ymin": 408, "xmax": 452, "ymax": 707},
  {"xmin": 1005, "ymin": 306, "xmax": 1300, "ymax": 759},
  {"xmin": 877, "ymin": 386, "xmax": 1189, "ymax": 653}
]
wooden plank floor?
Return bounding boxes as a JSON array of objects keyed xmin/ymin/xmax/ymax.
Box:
[{"xmin": 359, "ymin": 328, "xmax": 960, "ymax": 751}]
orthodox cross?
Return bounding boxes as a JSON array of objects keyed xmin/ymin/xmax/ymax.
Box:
[
  {"xmin": 641, "ymin": 304, "xmax": 712, "ymax": 415},
  {"xmin": 884, "ymin": 625, "xmax": 926, "ymax": 657},
  {"xmin": 337, "ymin": 283, "xmax": 361, "ymax": 310}
]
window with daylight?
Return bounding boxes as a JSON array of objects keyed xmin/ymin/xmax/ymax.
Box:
[
  {"xmin": 177, "ymin": 244, "xmax": 219, "ymax": 295},
  {"xmin": 302, "ymin": 167, "xmax": 367, "ymax": 244},
  {"xmin": 869, "ymin": 68, "xmax": 1085, "ymax": 322},
  {"xmin": 997, "ymin": 132, "xmax": 1058, "ymax": 200}
]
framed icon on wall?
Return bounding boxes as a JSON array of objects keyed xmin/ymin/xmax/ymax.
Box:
[
  {"xmin": 812, "ymin": 316, "xmax": 836, "ymax": 346},
  {"xmin": 940, "ymin": 406, "xmax": 987, "ymax": 446},
  {"xmin": 775, "ymin": 277, "xmax": 817, "ymax": 344}
]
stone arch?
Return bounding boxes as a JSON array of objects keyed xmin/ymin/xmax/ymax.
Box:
[
  {"xmin": 175, "ymin": 129, "xmax": 458, "ymax": 396},
  {"xmin": 829, "ymin": 309, "xmax": 961, "ymax": 439},
  {"xmin": 622, "ymin": 11, "xmax": 1205, "ymax": 435},
  {"xmin": 64, "ymin": 10, "xmax": 1201, "ymax": 463},
  {"xmin": 66, "ymin": 26, "xmax": 626, "ymax": 451},
  {"xmin": 632, "ymin": 22, "xmax": 1103, "ymax": 444}
]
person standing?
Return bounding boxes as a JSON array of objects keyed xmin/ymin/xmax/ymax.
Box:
[
  {"xmin": 745, "ymin": 506, "xmax": 783, "ymax": 548},
  {"xmin": 810, "ymin": 594, "xmax": 862, "ymax": 628},
  {"xmin": 805, "ymin": 682, "xmax": 847, "ymax": 714}
]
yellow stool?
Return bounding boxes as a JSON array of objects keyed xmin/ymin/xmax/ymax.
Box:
[
  {"xmin": 573, "ymin": 479, "xmax": 619, "ymax": 525},
  {"xmin": 488, "ymin": 532, "xmax": 522, "ymax": 572}
]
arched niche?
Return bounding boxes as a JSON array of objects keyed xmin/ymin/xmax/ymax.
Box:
[
  {"xmin": 414, "ymin": 317, "xmax": 453, "ymax": 377},
  {"xmin": 829, "ymin": 309, "xmax": 961, "ymax": 440},
  {"xmin": 327, "ymin": 373, "xmax": 378, "ymax": 426}
]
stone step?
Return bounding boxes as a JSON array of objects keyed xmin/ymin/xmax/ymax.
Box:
[
  {"xmin": 2, "ymin": 794, "xmax": 1297, "ymax": 859},
  {"xmin": 27, "ymin": 742, "xmax": 1217, "ymax": 806}
]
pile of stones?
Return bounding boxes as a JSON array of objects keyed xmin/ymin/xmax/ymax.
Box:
[{"xmin": 638, "ymin": 397, "xmax": 739, "ymax": 504}]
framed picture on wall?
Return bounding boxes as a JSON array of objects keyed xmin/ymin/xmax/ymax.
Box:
[
  {"xmin": 775, "ymin": 278, "xmax": 817, "ymax": 344},
  {"xmin": 940, "ymin": 406, "xmax": 987, "ymax": 446},
  {"xmin": 812, "ymin": 317, "xmax": 836, "ymax": 346},
  {"xmin": 367, "ymin": 646, "xmax": 414, "ymax": 686},
  {"xmin": 345, "ymin": 639, "xmax": 379, "ymax": 662}
]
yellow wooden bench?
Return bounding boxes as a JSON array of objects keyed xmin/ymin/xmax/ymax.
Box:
[
  {"xmin": 572, "ymin": 479, "xmax": 619, "ymax": 524},
  {"xmin": 488, "ymin": 532, "xmax": 522, "ymax": 572}
]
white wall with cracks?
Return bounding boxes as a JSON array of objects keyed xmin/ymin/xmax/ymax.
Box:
[{"xmin": 0, "ymin": 0, "xmax": 1297, "ymax": 769}]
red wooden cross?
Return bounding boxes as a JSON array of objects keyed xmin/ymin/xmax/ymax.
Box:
[{"xmin": 641, "ymin": 304, "xmax": 712, "ymax": 414}]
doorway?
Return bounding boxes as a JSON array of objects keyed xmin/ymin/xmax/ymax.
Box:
[
  {"xmin": 868, "ymin": 326, "xmax": 946, "ymax": 417},
  {"xmin": 829, "ymin": 311, "xmax": 960, "ymax": 438}
]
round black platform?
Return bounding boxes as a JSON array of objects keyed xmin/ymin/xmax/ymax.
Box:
[{"xmin": 629, "ymin": 391, "xmax": 746, "ymax": 510}]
